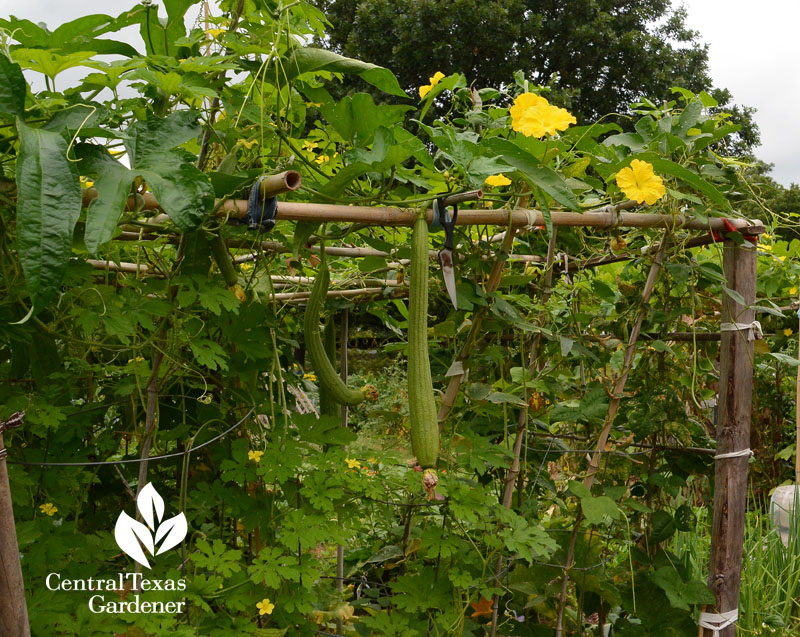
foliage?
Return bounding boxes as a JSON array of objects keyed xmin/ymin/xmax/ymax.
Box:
[
  {"xmin": 0, "ymin": 1, "xmax": 797, "ymax": 635},
  {"xmin": 311, "ymin": 0, "xmax": 760, "ymax": 152}
]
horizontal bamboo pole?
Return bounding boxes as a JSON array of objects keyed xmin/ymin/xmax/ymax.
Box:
[
  {"xmin": 272, "ymin": 287, "xmax": 407, "ymax": 302},
  {"xmin": 267, "ymin": 202, "xmax": 765, "ymax": 234},
  {"xmin": 81, "ymin": 170, "xmax": 302, "ymax": 215}
]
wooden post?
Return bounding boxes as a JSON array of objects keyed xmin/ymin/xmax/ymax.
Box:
[
  {"xmin": 702, "ymin": 239, "xmax": 757, "ymax": 637},
  {"xmin": 0, "ymin": 423, "xmax": 31, "ymax": 636}
]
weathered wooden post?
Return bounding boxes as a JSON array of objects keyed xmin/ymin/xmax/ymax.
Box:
[
  {"xmin": 701, "ymin": 238, "xmax": 757, "ymax": 637},
  {"xmin": 0, "ymin": 413, "xmax": 30, "ymax": 637}
]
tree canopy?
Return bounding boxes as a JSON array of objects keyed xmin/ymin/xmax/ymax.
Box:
[{"xmin": 313, "ymin": 0, "xmax": 759, "ymax": 151}]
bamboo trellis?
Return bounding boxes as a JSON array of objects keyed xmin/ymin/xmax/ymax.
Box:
[{"xmin": 0, "ymin": 172, "xmax": 766, "ymax": 637}]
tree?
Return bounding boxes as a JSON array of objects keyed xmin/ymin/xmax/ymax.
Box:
[{"xmin": 313, "ymin": 0, "xmax": 759, "ymax": 152}]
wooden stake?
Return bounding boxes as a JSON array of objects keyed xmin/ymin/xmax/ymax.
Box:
[
  {"xmin": 701, "ymin": 239, "xmax": 757, "ymax": 637},
  {"xmin": 0, "ymin": 428, "xmax": 31, "ymax": 637}
]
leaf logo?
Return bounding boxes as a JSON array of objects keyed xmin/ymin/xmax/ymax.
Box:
[{"xmin": 114, "ymin": 483, "xmax": 187, "ymax": 569}]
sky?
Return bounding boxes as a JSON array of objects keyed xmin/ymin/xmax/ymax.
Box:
[{"xmin": 0, "ymin": 0, "xmax": 797, "ymax": 187}]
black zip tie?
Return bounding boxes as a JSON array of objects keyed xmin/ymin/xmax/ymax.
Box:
[
  {"xmin": 6, "ymin": 407, "xmax": 255, "ymax": 467},
  {"xmin": 247, "ymin": 176, "xmax": 278, "ymax": 232}
]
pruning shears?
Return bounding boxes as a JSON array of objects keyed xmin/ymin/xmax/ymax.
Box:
[{"xmin": 433, "ymin": 197, "xmax": 459, "ymax": 310}]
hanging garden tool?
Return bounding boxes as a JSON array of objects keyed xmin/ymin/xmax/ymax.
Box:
[{"xmin": 432, "ymin": 197, "xmax": 459, "ymax": 309}]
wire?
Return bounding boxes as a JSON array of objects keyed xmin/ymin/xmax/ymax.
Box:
[{"xmin": 6, "ymin": 407, "xmax": 256, "ymax": 467}]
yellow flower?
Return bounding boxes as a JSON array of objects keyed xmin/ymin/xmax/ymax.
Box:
[
  {"xmin": 484, "ymin": 174, "xmax": 512, "ymax": 187},
  {"xmin": 248, "ymin": 450, "xmax": 264, "ymax": 463},
  {"xmin": 615, "ymin": 159, "xmax": 666, "ymax": 206},
  {"xmin": 40, "ymin": 503, "xmax": 57, "ymax": 517},
  {"xmin": 785, "ymin": 328, "xmax": 794, "ymax": 337},
  {"xmin": 419, "ymin": 71, "xmax": 446, "ymax": 99},
  {"xmin": 758, "ymin": 243, "xmax": 773, "ymax": 252},
  {"xmin": 345, "ymin": 458, "xmax": 361, "ymax": 470},
  {"xmin": 302, "ymin": 140, "xmax": 318, "ymax": 151},
  {"xmin": 206, "ymin": 28, "xmax": 225, "ymax": 39},
  {"xmin": 240, "ymin": 262, "xmax": 253, "ymax": 271},
  {"xmin": 367, "ymin": 457, "xmax": 378, "ymax": 464},
  {"xmin": 790, "ymin": 287, "xmax": 798, "ymax": 295},
  {"xmin": 509, "ymin": 92, "xmax": 576, "ymax": 138},
  {"xmin": 303, "ymin": 372, "xmax": 317, "ymax": 381},
  {"xmin": 314, "ymin": 154, "xmax": 329, "ymax": 165},
  {"xmin": 240, "ymin": 138, "xmax": 258, "ymax": 149},
  {"xmin": 256, "ymin": 598, "xmax": 275, "ymax": 616}
]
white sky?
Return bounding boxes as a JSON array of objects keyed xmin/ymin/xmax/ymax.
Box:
[{"xmin": 1, "ymin": 0, "xmax": 797, "ymax": 187}]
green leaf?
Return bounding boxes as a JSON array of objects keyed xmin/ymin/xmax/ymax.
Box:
[
  {"xmin": 281, "ymin": 47, "xmax": 407, "ymax": 97},
  {"xmin": 769, "ymin": 353, "xmax": 800, "ymax": 367},
  {"xmin": 76, "ymin": 144, "xmax": 136, "ymax": 254},
  {"xmin": 486, "ymin": 391, "xmax": 527, "ymax": 406},
  {"xmin": 124, "ymin": 111, "xmax": 202, "ymax": 166},
  {"xmin": 11, "ymin": 48, "xmax": 96, "ymax": 81},
  {"xmin": 482, "ymin": 138, "xmax": 580, "ymax": 210},
  {"xmin": 581, "ymin": 495, "xmax": 621, "ymax": 525},
  {"xmin": 15, "ymin": 119, "xmax": 82, "ymax": 312},
  {"xmin": 648, "ymin": 510, "xmax": 676, "ymax": 544},
  {"xmin": 568, "ymin": 480, "xmax": 591, "ymax": 499},
  {"xmin": 0, "ymin": 53, "xmax": 26, "ymax": 118},
  {"xmin": 123, "ymin": 113, "xmax": 214, "ymax": 231}
]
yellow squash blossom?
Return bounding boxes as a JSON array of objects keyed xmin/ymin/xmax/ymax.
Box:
[
  {"xmin": 615, "ymin": 159, "xmax": 666, "ymax": 205},
  {"xmin": 40, "ymin": 503, "xmax": 57, "ymax": 516},
  {"xmin": 419, "ymin": 71, "xmax": 445, "ymax": 99},
  {"xmin": 510, "ymin": 92, "xmax": 576, "ymax": 138},
  {"xmin": 256, "ymin": 598, "xmax": 275, "ymax": 615},
  {"xmin": 345, "ymin": 458, "xmax": 361, "ymax": 470},
  {"xmin": 248, "ymin": 450, "xmax": 264, "ymax": 463},
  {"xmin": 206, "ymin": 28, "xmax": 225, "ymax": 39},
  {"xmin": 790, "ymin": 286, "xmax": 798, "ymax": 295},
  {"xmin": 485, "ymin": 174, "xmax": 511, "ymax": 187},
  {"xmin": 785, "ymin": 328, "xmax": 794, "ymax": 337},
  {"xmin": 302, "ymin": 140, "xmax": 318, "ymax": 151}
]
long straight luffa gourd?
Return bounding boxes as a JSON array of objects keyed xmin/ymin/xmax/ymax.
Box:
[
  {"xmin": 408, "ymin": 213, "xmax": 439, "ymax": 469},
  {"xmin": 305, "ymin": 247, "xmax": 367, "ymax": 406},
  {"xmin": 318, "ymin": 316, "xmax": 341, "ymax": 422}
]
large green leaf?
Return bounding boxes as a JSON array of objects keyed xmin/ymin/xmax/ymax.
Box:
[
  {"xmin": 319, "ymin": 92, "xmax": 412, "ymax": 146},
  {"xmin": 281, "ymin": 47, "xmax": 407, "ymax": 97},
  {"xmin": 0, "ymin": 14, "xmax": 139, "ymax": 57},
  {"xmin": 124, "ymin": 112, "xmax": 214, "ymax": 231},
  {"xmin": 77, "ymin": 113, "xmax": 212, "ymax": 249},
  {"xmin": 15, "ymin": 120, "xmax": 82, "ymax": 312},
  {"xmin": 76, "ymin": 144, "xmax": 136, "ymax": 255},
  {"xmin": 11, "ymin": 48, "xmax": 96, "ymax": 81},
  {"xmin": 124, "ymin": 110, "xmax": 202, "ymax": 166},
  {"xmin": 138, "ymin": 156, "xmax": 214, "ymax": 231},
  {"xmin": 0, "ymin": 53, "xmax": 26, "ymax": 118},
  {"xmin": 483, "ymin": 137, "xmax": 580, "ymax": 210}
]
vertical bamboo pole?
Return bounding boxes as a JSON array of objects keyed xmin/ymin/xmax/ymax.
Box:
[
  {"xmin": 701, "ymin": 239, "xmax": 756, "ymax": 637},
  {"xmin": 0, "ymin": 430, "xmax": 31, "ymax": 637}
]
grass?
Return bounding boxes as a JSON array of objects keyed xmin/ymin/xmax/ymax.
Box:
[{"xmin": 673, "ymin": 496, "xmax": 800, "ymax": 634}]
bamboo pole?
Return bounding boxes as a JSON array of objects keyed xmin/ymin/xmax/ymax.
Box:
[
  {"xmin": 271, "ymin": 287, "xmax": 407, "ymax": 303},
  {"xmin": 0, "ymin": 419, "xmax": 30, "ymax": 636},
  {"xmin": 81, "ymin": 170, "xmax": 302, "ymax": 217},
  {"xmin": 701, "ymin": 239, "xmax": 757, "ymax": 637}
]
